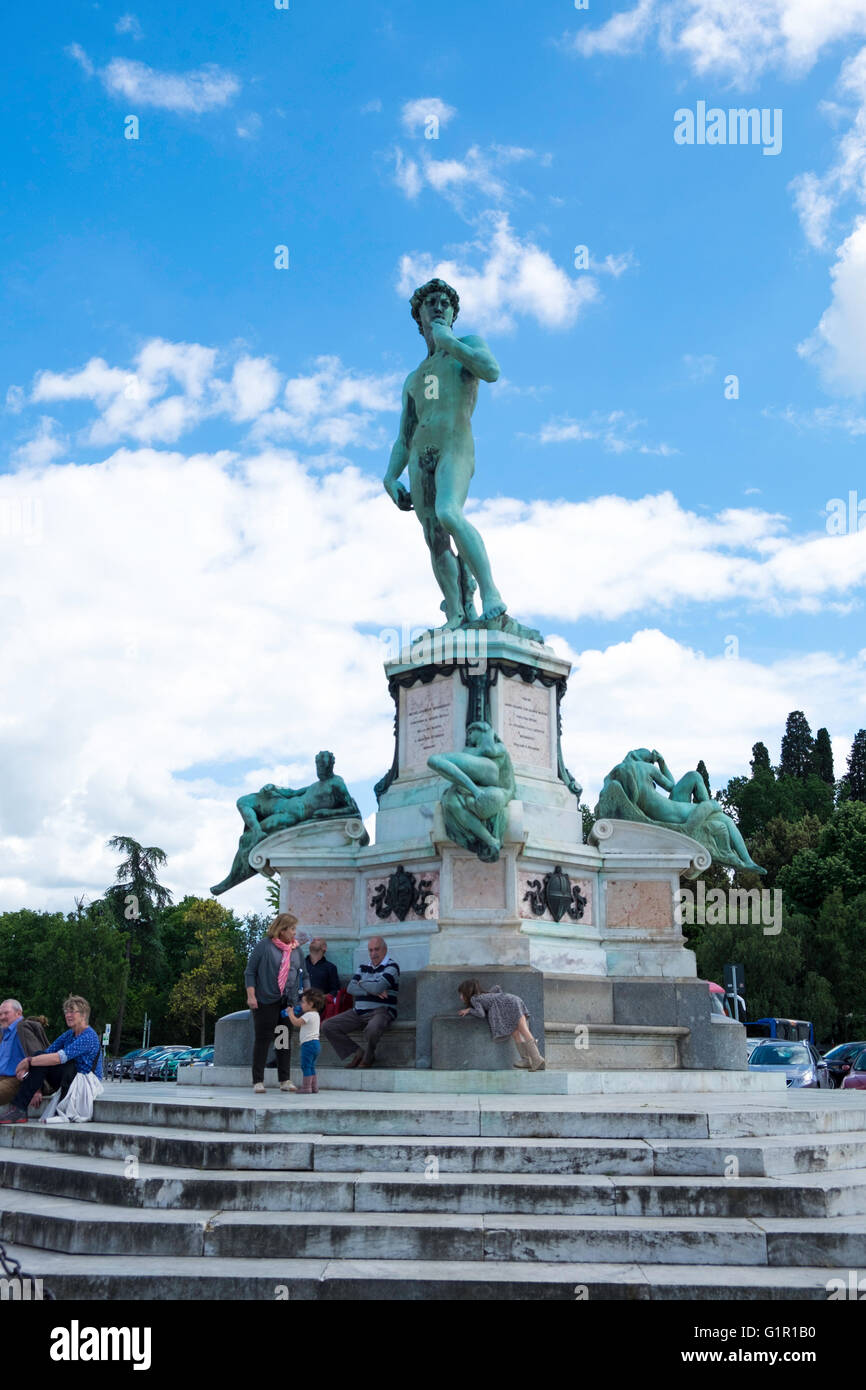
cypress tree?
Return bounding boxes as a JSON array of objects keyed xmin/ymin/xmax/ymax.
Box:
[
  {"xmin": 843, "ymin": 730, "xmax": 866, "ymax": 802},
  {"xmin": 812, "ymin": 727, "xmax": 835, "ymax": 785},
  {"xmin": 696, "ymin": 760, "xmax": 711, "ymax": 795},
  {"xmin": 779, "ymin": 711, "xmax": 814, "ymax": 780},
  {"xmin": 750, "ymin": 742, "xmax": 772, "ymax": 776}
]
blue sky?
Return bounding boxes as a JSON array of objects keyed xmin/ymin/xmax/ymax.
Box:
[{"xmin": 2, "ymin": 1, "xmax": 866, "ymax": 911}]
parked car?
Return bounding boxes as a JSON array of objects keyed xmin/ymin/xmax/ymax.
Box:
[
  {"xmin": 841, "ymin": 1047, "xmax": 866, "ymax": 1091},
  {"xmin": 822, "ymin": 1041, "xmax": 866, "ymax": 1089},
  {"xmin": 159, "ymin": 1046, "xmax": 213, "ymax": 1080},
  {"xmin": 132, "ymin": 1045, "xmax": 193, "ymax": 1080},
  {"xmin": 748, "ymin": 1040, "xmax": 832, "ymax": 1088},
  {"xmin": 745, "ymin": 1037, "xmax": 761, "ymax": 1059}
]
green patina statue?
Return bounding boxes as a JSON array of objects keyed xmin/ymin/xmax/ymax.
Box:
[
  {"xmin": 211, "ymin": 751, "xmax": 368, "ymax": 895},
  {"xmin": 384, "ymin": 279, "xmax": 507, "ymax": 630},
  {"xmin": 595, "ymin": 748, "xmax": 765, "ymax": 875},
  {"xmin": 428, "ymin": 721, "xmax": 516, "ymax": 862}
]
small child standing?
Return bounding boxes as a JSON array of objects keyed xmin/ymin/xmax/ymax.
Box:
[
  {"xmin": 457, "ymin": 980, "xmax": 545, "ymax": 1071},
  {"xmin": 285, "ymin": 988, "xmax": 326, "ymax": 1093}
]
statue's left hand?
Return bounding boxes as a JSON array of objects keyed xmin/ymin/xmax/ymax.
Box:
[{"xmin": 385, "ymin": 478, "xmax": 413, "ymax": 511}]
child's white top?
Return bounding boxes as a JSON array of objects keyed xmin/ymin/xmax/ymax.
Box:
[{"xmin": 299, "ymin": 1010, "xmax": 320, "ymax": 1043}]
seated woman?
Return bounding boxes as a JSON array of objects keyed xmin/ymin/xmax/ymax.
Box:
[{"xmin": 0, "ymin": 994, "xmax": 103, "ymax": 1124}]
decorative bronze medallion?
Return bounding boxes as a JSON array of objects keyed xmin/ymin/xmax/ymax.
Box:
[
  {"xmin": 370, "ymin": 864, "xmax": 433, "ymax": 922},
  {"xmin": 523, "ymin": 865, "xmax": 586, "ymax": 923}
]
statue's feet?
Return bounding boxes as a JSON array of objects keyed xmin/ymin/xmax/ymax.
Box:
[{"xmin": 480, "ymin": 595, "xmax": 507, "ymax": 621}]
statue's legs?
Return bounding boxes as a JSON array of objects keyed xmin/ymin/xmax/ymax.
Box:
[
  {"xmin": 670, "ymin": 771, "xmax": 709, "ymax": 804},
  {"xmin": 409, "ymin": 454, "xmax": 464, "ymax": 623},
  {"xmin": 428, "ymin": 750, "xmax": 501, "ymax": 792},
  {"xmin": 211, "ymin": 834, "xmax": 258, "ymax": 895},
  {"xmin": 433, "ymin": 451, "xmax": 506, "ymax": 620},
  {"xmin": 443, "ymin": 792, "xmax": 501, "ymax": 852},
  {"xmin": 236, "ymin": 794, "xmax": 264, "ymax": 833}
]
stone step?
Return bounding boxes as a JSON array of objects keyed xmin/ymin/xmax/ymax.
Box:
[
  {"xmin": 4, "ymin": 1120, "xmax": 866, "ymax": 1178},
  {"xmin": 3, "ymin": 1189, "xmax": 865, "ymax": 1266},
  {"xmin": 175, "ymin": 1066, "xmax": 786, "ymax": 1094},
  {"xmin": 3, "ymin": 1148, "xmax": 866, "ymax": 1217},
  {"xmin": 91, "ymin": 1087, "xmax": 866, "ymax": 1141},
  {"xmin": 0, "ymin": 1242, "xmax": 854, "ymax": 1299}
]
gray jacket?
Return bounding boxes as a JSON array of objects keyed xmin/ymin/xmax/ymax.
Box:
[{"xmin": 244, "ymin": 939, "xmax": 303, "ymax": 1006}]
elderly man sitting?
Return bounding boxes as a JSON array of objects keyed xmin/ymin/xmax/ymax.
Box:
[
  {"xmin": 321, "ymin": 937, "xmax": 399, "ymax": 1069},
  {"xmin": 0, "ymin": 999, "xmax": 49, "ymax": 1109}
]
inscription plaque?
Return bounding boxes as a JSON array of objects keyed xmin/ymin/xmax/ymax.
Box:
[
  {"xmin": 503, "ymin": 680, "xmax": 551, "ymax": 767},
  {"xmin": 404, "ymin": 681, "xmax": 453, "ymax": 772}
]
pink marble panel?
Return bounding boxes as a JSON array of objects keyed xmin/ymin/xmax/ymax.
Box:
[
  {"xmin": 452, "ymin": 855, "xmax": 507, "ymax": 910},
  {"xmin": 366, "ymin": 870, "xmax": 440, "ymax": 926},
  {"xmin": 286, "ymin": 878, "xmax": 355, "ymax": 928},
  {"xmin": 518, "ymin": 870, "xmax": 593, "ymax": 926},
  {"xmin": 606, "ymin": 879, "xmax": 673, "ymax": 930}
]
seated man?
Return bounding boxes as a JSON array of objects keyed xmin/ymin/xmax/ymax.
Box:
[
  {"xmin": 0, "ymin": 999, "xmax": 49, "ymax": 1109},
  {"xmin": 0, "ymin": 994, "xmax": 102, "ymax": 1124},
  {"xmin": 321, "ymin": 937, "xmax": 399, "ymax": 1069},
  {"xmin": 305, "ymin": 938, "xmax": 339, "ymax": 996}
]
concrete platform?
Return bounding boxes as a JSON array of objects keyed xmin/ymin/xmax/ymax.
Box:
[{"xmin": 177, "ymin": 1065, "xmax": 787, "ymax": 1094}]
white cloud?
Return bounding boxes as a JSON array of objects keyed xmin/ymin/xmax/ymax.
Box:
[
  {"xmin": 397, "ymin": 212, "xmax": 599, "ymax": 333},
  {"xmin": 393, "ymin": 149, "xmax": 423, "ymax": 200},
  {"xmin": 561, "ymin": 627, "xmax": 866, "ymax": 806},
  {"xmin": 236, "ymin": 112, "xmax": 262, "ymax": 140},
  {"xmin": 537, "ymin": 409, "xmax": 677, "ymax": 455},
  {"xmin": 798, "ymin": 217, "xmax": 866, "ymax": 391},
  {"xmin": 766, "ymin": 401, "xmax": 866, "ymax": 434},
  {"xmin": 569, "ymin": 0, "xmax": 866, "ymax": 83},
  {"xmin": 21, "ymin": 340, "xmax": 407, "ymax": 457},
  {"xmin": 9, "ymin": 417, "xmax": 66, "ymax": 468},
  {"xmin": 400, "ymin": 97, "xmax": 457, "ymax": 136},
  {"xmin": 683, "ymin": 352, "xmax": 718, "ymax": 381},
  {"xmin": 390, "ymin": 142, "xmax": 548, "ymax": 214},
  {"xmin": 361, "ymin": 98, "xmax": 383, "ymax": 114},
  {"xmin": 102, "ymin": 59, "xmax": 240, "ymax": 113},
  {"xmin": 5, "ymin": 386, "xmax": 25, "ymax": 414},
  {"xmin": 1, "ymin": 437, "xmax": 865, "ymax": 912},
  {"xmin": 65, "ymin": 43, "xmax": 95, "ymax": 78},
  {"xmin": 253, "ymin": 356, "xmax": 402, "ymax": 448},
  {"xmin": 115, "ymin": 13, "xmax": 144, "ymax": 40}
]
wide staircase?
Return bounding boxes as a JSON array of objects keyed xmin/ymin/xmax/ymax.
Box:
[{"xmin": 2, "ymin": 1083, "xmax": 866, "ymax": 1299}]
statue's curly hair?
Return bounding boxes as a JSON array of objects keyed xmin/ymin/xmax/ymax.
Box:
[{"xmin": 410, "ymin": 279, "xmax": 460, "ymax": 335}]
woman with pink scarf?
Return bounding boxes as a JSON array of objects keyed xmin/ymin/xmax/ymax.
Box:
[{"xmin": 244, "ymin": 912, "xmax": 305, "ymax": 1093}]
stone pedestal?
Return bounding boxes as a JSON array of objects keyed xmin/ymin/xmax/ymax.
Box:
[
  {"xmin": 415, "ymin": 964, "xmax": 545, "ymax": 1069},
  {"xmin": 214, "ymin": 628, "xmax": 745, "ymax": 1076}
]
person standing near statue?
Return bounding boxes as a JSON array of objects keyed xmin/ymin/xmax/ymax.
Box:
[
  {"xmin": 244, "ymin": 912, "xmax": 305, "ymax": 1094},
  {"xmin": 383, "ymin": 279, "xmax": 507, "ymax": 628}
]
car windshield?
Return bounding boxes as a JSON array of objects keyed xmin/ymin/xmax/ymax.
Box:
[
  {"xmin": 751, "ymin": 1043, "xmax": 810, "ymax": 1067},
  {"xmin": 824, "ymin": 1042, "xmax": 866, "ymax": 1061},
  {"xmin": 850, "ymin": 1049, "xmax": 866, "ymax": 1072}
]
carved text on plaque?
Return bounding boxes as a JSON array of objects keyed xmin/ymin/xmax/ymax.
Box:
[
  {"xmin": 404, "ymin": 681, "xmax": 453, "ymax": 771},
  {"xmin": 503, "ymin": 680, "xmax": 551, "ymax": 767}
]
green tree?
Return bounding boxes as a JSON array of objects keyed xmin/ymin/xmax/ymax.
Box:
[
  {"xmin": 168, "ymin": 899, "xmax": 241, "ymax": 1044},
  {"xmin": 696, "ymin": 760, "xmax": 711, "ymax": 796},
  {"xmin": 779, "ymin": 711, "xmax": 815, "ymax": 780},
  {"xmin": 841, "ymin": 729, "xmax": 866, "ymax": 803},
  {"xmin": 105, "ymin": 836, "xmax": 173, "ymax": 1052},
  {"xmin": 0, "ymin": 907, "xmax": 126, "ymax": 1037},
  {"xmin": 750, "ymin": 742, "xmax": 772, "ymax": 775},
  {"xmin": 812, "ymin": 727, "xmax": 835, "ymax": 786}
]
